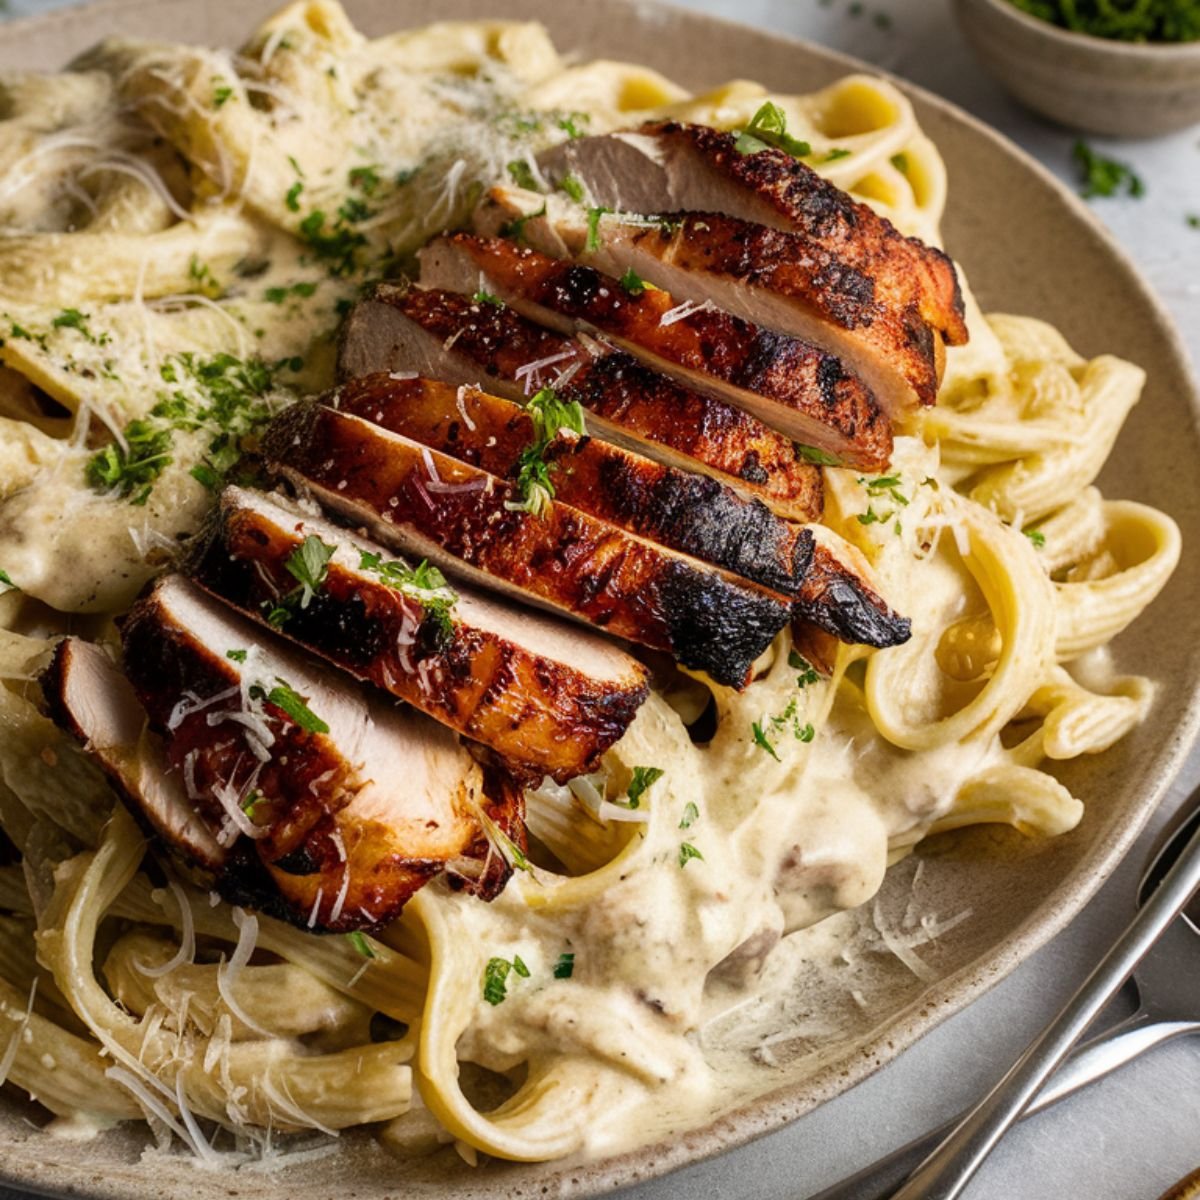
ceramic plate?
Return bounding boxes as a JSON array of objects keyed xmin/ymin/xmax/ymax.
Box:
[{"xmin": 1, "ymin": 1, "xmax": 1198, "ymax": 1197}]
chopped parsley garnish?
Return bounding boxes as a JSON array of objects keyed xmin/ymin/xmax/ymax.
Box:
[
  {"xmin": 357, "ymin": 550, "xmax": 457, "ymax": 643},
  {"xmin": 285, "ymin": 181, "xmax": 304, "ymax": 212},
  {"xmin": 264, "ymin": 281, "xmax": 318, "ymax": 304},
  {"xmin": 1188, "ymin": 214, "xmax": 1200, "ymax": 229},
  {"xmin": 553, "ymin": 951, "xmax": 575, "ymax": 979},
  {"xmin": 52, "ymin": 308, "xmax": 106, "ymax": 344},
  {"xmin": 751, "ymin": 719, "xmax": 781, "ymax": 761},
  {"xmin": 734, "ymin": 101, "xmax": 811, "ymax": 159},
  {"xmin": 585, "ymin": 205, "xmax": 611, "ymax": 252},
  {"xmin": 618, "ymin": 267, "xmax": 652, "ymax": 296},
  {"xmin": 0, "ymin": 569, "xmax": 18, "ymax": 593},
  {"xmin": 824, "ymin": 148, "xmax": 853, "ymax": 161},
  {"xmin": 346, "ymin": 931, "xmax": 375, "ymax": 959},
  {"xmin": 678, "ymin": 842, "xmax": 704, "ymax": 868},
  {"xmin": 1073, "ymin": 141, "xmax": 1144, "ymax": 199},
  {"xmin": 492, "ymin": 825, "xmax": 533, "ymax": 875},
  {"xmin": 472, "ymin": 288, "xmax": 503, "ymax": 307},
  {"xmin": 861, "ymin": 474, "xmax": 909, "ymax": 504},
  {"xmin": 86, "ymin": 352, "xmax": 285, "ymax": 505},
  {"xmin": 241, "ymin": 790, "xmax": 263, "ymax": 818},
  {"xmin": 1024, "ymin": 528, "xmax": 1047, "ymax": 549},
  {"xmin": 252, "ymin": 678, "xmax": 329, "ymax": 734},
  {"xmin": 788, "ymin": 650, "xmax": 821, "ymax": 688},
  {"xmin": 336, "ymin": 195, "xmax": 372, "ymax": 224},
  {"xmin": 298, "ymin": 208, "xmax": 368, "ymax": 277},
  {"xmin": 753, "ymin": 687, "xmax": 817, "ymax": 759},
  {"xmin": 348, "ymin": 164, "xmax": 382, "ymax": 195},
  {"xmin": 795, "ymin": 444, "xmax": 842, "ymax": 466},
  {"xmin": 506, "ymin": 159, "xmax": 540, "ymax": 191},
  {"xmin": 679, "ymin": 802, "xmax": 699, "ymax": 830},
  {"xmin": 86, "ymin": 420, "xmax": 175, "ymax": 504},
  {"xmin": 483, "ymin": 954, "xmax": 530, "ymax": 1005},
  {"xmin": 499, "ymin": 200, "xmax": 546, "ymax": 242},
  {"xmin": 226, "ymin": 648, "xmax": 248, "ymax": 663},
  {"xmin": 8, "ymin": 321, "xmax": 46, "ymax": 349},
  {"xmin": 188, "ymin": 256, "xmax": 222, "ymax": 298},
  {"xmin": 857, "ymin": 473, "xmax": 910, "ymax": 533},
  {"xmin": 891, "ymin": 153, "xmax": 909, "ymax": 174},
  {"xmin": 188, "ymin": 464, "xmax": 222, "ymax": 495},
  {"xmin": 212, "ymin": 80, "xmax": 234, "ymax": 108},
  {"xmin": 625, "ymin": 765, "xmax": 664, "ymax": 809},
  {"xmin": 506, "ymin": 387, "xmax": 587, "ymax": 517},
  {"xmin": 556, "ymin": 112, "xmax": 589, "ymax": 138},
  {"xmin": 284, "ymin": 535, "xmax": 336, "ymax": 609},
  {"xmin": 559, "ymin": 174, "xmax": 585, "ymax": 203}
]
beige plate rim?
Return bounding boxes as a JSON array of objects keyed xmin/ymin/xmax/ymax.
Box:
[{"xmin": 0, "ymin": 0, "xmax": 1198, "ymax": 1196}]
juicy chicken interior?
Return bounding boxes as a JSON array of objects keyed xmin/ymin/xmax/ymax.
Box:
[
  {"xmin": 261, "ymin": 401, "xmax": 796, "ymax": 689},
  {"xmin": 477, "ymin": 186, "xmax": 948, "ymax": 414},
  {"xmin": 326, "ymin": 374, "xmax": 815, "ymax": 596},
  {"xmin": 419, "ymin": 233, "xmax": 893, "ymax": 471},
  {"xmin": 338, "ymin": 283, "xmax": 826, "ymax": 524},
  {"xmin": 187, "ymin": 485, "xmax": 649, "ymax": 782},
  {"xmin": 318, "ymin": 369, "xmax": 908, "ymax": 650},
  {"xmin": 45, "ymin": 576, "xmax": 524, "ymax": 932},
  {"xmin": 536, "ymin": 121, "xmax": 967, "ymax": 406}
]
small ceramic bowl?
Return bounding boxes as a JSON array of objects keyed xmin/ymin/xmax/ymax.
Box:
[{"xmin": 952, "ymin": 0, "xmax": 1200, "ymax": 137}]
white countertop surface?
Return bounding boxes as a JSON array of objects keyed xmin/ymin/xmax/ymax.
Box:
[{"xmin": 1, "ymin": 0, "xmax": 1198, "ymax": 1197}]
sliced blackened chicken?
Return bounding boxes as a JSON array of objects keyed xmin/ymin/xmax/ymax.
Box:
[
  {"xmin": 337, "ymin": 284, "xmax": 824, "ymax": 523},
  {"xmin": 262, "ymin": 402, "xmax": 794, "ymax": 689},
  {"xmin": 56, "ymin": 576, "xmax": 523, "ymax": 930},
  {"xmin": 328, "ymin": 373, "xmax": 814, "ymax": 595},
  {"xmin": 332, "ymin": 374, "xmax": 908, "ymax": 653},
  {"xmin": 419, "ymin": 234, "xmax": 892, "ymax": 472},
  {"xmin": 537, "ymin": 122, "xmax": 967, "ymax": 395},
  {"xmin": 798, "ymin": 540, "xmax": 910, "ymax": 649},
  {"xmin": 477, "ymin": 186, "xmax": 952, "ymax": 412},
  {"xmin": 42, "ymin": 637, "xmax": 225, "ymax": 871},
  {"xmin": 336, "ymin": 298, "xmax": 905, "ymax": 652},
  {"xmin": 187, "ymin": 486, "xmax": 648, "ymax": 782}
]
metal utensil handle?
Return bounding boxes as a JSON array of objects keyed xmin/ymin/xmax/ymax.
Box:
[
  {"xmin": 1031, "ymin": 1016, "xmax": 1198, "ymax": 1111},
  {"xmin": 887, "ymin": 816, "xmax": 1200, "ymax": 1200},
  {"xmin": 808, "ymin": 1014, "xmax": 1194, "ymax": 1200}
]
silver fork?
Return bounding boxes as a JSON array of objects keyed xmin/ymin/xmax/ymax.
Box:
[{"xmin": 811, "ymin": 799, "xmax": 1200, "ymax": 1200}]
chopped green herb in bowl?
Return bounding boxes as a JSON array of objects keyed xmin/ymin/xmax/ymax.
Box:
[
  {"xmin": 954, "ymin": 0, "xmax": 1200, "ymax": 136},
  {"xmin": 1006, "ymin": 0, "xmax": 1200, "ymax": 42}
]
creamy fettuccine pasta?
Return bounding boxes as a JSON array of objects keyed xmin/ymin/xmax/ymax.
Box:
[{"xmin": 0, "ymin": 0, "xmax": 1180, "ymax": 1169}]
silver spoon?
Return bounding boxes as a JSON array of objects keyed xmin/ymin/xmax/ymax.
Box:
[{"xmin": 811, "ymin": 791, "xmax": 1200, "ymax": 1200}]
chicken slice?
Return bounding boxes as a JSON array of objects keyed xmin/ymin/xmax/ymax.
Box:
[
  {"xmin": 337, "ymin": 283, "xmax": 824, "ymax": 523},
  {"xmin": 326, "ymin": 373, "xmax": 814, "ymax": 595},
  {"xmin": 261, "ymin": 401, "xmax": 795, "ymax": 689},
  {"xmin": 537, "ymin": 122, "xmax": 967, "ymax": 381},
  {"xmin": 477, "ymin": 185, "xmax": 950, "ymax": 411},
  {"xmin": 42, "ymin": 637, "xmax": 225, "ymax": 871},
  {"xmin": 44, "ymin": 578, "xmax": 523, "ymax": 930},
  {"xmin": 419, "ymin": 234, "xmax": 892, "ymax": 471},
  {"xmin": 187, "ymin": 485, "xmax": 648, "ymax": 783},
  {"xmin": 795, "ymin": 537, "xmax": 910, "ymax": 649}
]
